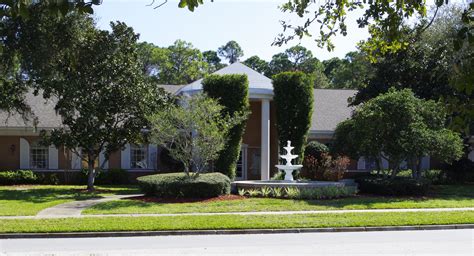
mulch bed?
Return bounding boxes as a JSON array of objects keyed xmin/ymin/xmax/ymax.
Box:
[{"xmin": 127, "ymin": 194, "xmax": 246, "ymax": 204}]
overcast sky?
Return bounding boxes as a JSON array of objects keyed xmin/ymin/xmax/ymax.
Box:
[{"xmin": 94, "ymin": 0, "xmax": 372, "ymax": 62}]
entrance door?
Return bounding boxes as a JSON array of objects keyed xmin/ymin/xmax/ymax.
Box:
[{"xmin": 235, "ymin": 144, "xmax": 248, "ymax": 180}]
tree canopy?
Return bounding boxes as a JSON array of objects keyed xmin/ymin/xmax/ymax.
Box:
[
  {"xmin": 137, "ymin": 40, "xmax": 208, "ymax": 85},
  {"xmin": 333, "ymin": 88, "xmax": 464, "ymax": 179},
  {"xmin": 218, "ymin": 40, "xmax": 244, "ymax": 64},
  {"xmin": 148, "ymin": 93, "xmax": 243, "ymax": 176},
  {"xmin": 37, "ymin": 20, "xmax": 168, "ymax": 191}
]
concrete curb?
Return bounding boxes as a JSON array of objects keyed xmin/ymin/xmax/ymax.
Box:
[{"xmin": 1, "ymin": 224, "xmax": 473, "ymax": 239}]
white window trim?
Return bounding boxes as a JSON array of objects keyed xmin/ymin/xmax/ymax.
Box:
[{"xmin": 30, "ymin": 140, "xmax": 49, "ymax": 170}]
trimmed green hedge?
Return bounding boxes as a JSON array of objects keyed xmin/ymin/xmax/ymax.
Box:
[
  {"xmin": 357, "ymin": 176, "xmax": 431, "ymax": 196},
  {"xmin": 0, "ymin": 170, "xmax": 38, "ymax": 185},
  {"xmin": 273, "ymin": 71, "xmax": 314, "ymax": 161},
  {"xmin": 137, "ymin": 172, "xmax": 231, "ymax": 198},
  {"xmin": 202, "ymin": 74, "xmax": 249, "ymax": 180},
  {"xmin": 79, "ymin": 168, "xmax": 130, "ymax": 185}
]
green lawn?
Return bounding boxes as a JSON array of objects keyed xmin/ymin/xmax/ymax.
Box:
[
  {"xmin": 84, "ymin": 185, "xmax": 474, "ymax": 215},
  {"xmin": 1, "ymin": 211, "xmax": 473, "ymax": 233},
  {"xmin": 0, "ymin": 185, "xmax": 139, "ymax": 216}
]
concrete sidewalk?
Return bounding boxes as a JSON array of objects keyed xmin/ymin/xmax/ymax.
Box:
[
  {"xmin": 35, "ymin": 194, "xmax": 143, "ymax": 217},
  {"xmin": 1, "ymin": 207, "xmax": 474, "ymax": 220}
]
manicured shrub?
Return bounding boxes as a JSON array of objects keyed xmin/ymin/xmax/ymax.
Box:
[
  {"xmin": 273, "ymin": 71, "xmax": 314, "ymax": 161},
  {"xmin": 202, "ymin": 74, "xmax": 250, "ymax": 180},
  {"xmin": 422, "ymin": 169, "xmax": 448, "ymax": 185},
  {"xmin": 137, "ymin": 172, "xmax": 231, "ymax": 198},
  {"xmin": 301, "ymin": 153, "xmax": 349, "ymax": 181},
  {"xmin": 97, "ymin": 168, "xmax": 130, "ymax": 185},
  {"xmin": 237, "ymin": 186, "xmax": 357, "ymax": 200},
  {"xmin": 304, "ymin": 141, "xmax": 329, "ymax": 160},
  {"xmin": 443, "ymin": 158, "xmax": 474, "ymax": 183},
  {"xmin": 36, "ymin": 173, "xmax": 60, "ymax": 185},
  {"xmin": 0, "ymin": 170, "xmax": 38, "ymax": 185},
  {"xmin": 79, "ymin": 168, "xmax": 130, "ymax": 185},
  {"xmin": 357, "ymin": 176, "xmax": 431, "ymax": 196}
]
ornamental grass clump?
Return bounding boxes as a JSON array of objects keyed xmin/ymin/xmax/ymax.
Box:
[{"xmin": 237, "ymin": 186, "xmax": 357, "ymax": 200}]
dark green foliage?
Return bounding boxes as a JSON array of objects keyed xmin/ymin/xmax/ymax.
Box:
[
  {"xmin": 243, "ymin": 56, "xmax": 268, "ymax": 74},
  {"xmin": 422, "ymin": 170, "xmax": 449, "ymax": 185},
  {"xmin": 273, "ymin": 71, "xmax": 314, "ymax": 161},
  {"xmin": 357, "ymin": 176, "xmax": 431, "ymax": 196},
  {"xmin": 36, "ymin": 173, "xmax": 60, "ymax": 185},
  {"xmin": 238, "ymin": 186, "xmax": 356, "ymax": 200},
  {"xmin": 217, "ymin": 41, "xmax": 244, "ymax": 64},
  {"xmin": 79, "ymin": 168, "xmax": 130, "ymax": 185},
  {"xmin": 442, "ymin": 159, "xmax": 474, "ymax": 184},
  {"xmin": 304, "ymin": 141, "xmax": 329, "ymax": 160},
  {"xmin": 202, "ymin": 74, "xmax": 250, "ymax": 180},
  {"xmin": 333, "ymin": 88, "xmax": 464, "ymax": 178},
  {"xmin": 0, "ymin": 170, "xmax": 38, "ymax": 185},
  {"xmin": 137, "ymin": 172, "xmax": 231, "ymax": 198},
  {"xmin": 98, "ymin": 169, "xmax": 130, "ymax": 185}
]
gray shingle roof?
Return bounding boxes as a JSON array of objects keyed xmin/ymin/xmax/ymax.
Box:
[
  {"xmin": 0, "ymin": 87, "xmax": 357, "ymax": 133},
  {"xmin": 179, "ymin": 62, "xmax": 273, "ymax": 93},
  {"xmin": 0, "ymin": 91, "xmax": 61, "ymax": 129},
  {"xmin": 157, "ymin": 84, "xmax": 186, "ymax": 94},
  {"xmin": 311, "ymin": 89, "xmax": 356, "ymax": 132}
]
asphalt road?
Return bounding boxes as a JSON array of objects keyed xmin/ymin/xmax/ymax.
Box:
[{"xmin": 1, "ymin": 229, "xmax": 473, "ymax": 255}]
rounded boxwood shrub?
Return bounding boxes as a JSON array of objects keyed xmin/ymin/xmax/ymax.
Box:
[
  {"xmin": 304, "ymin": 141, "xmax": 329, "ymax": 160},
  {"xmin": 137, "ymin": 172, "xmax": 231, "ymax": 198},
  {"xmin": 357, "ymin": 176, "xmax": 430, "ymax": 196}
]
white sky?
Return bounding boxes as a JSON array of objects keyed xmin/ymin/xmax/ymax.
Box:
[{"xmin": 94, "ymin": 0, "xmax": 371, "ymax": 61}]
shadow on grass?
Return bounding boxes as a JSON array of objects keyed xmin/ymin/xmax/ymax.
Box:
[{"xmin": 0, "ymin": 185, "xmax": 140, "ymax": 204}]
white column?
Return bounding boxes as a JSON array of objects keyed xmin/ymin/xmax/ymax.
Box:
[{"xmin": 260, "ymin": 99, "xmax": 270, "ymax": 180}]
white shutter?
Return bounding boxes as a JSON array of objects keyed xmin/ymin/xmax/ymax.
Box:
[
  {"xmin": 400, "ymin": 160, "xmax": 408, "ymax": 170},
  {"xmin": 357, "ymin": 157, "xmax": 366, "ymax": 170},
  {"xmin": 382, "ymin": 158, "xmax": 389, "ymax": 169},
  {"xmin": 99, "ymin": 150, "xmax": 109, "ymax": 170},
  {"xmin": 48, "ymin": 145, "xmax": 59, "ymax": 169},
  {"xmin": 148, "ymin": 144, "xmax": 158, "ymax": 170},
  {"xmin": 121, "ymin": 143, "xmax": 131, "ymax": 169},
  {"xmin": 71, "ymin": 148, "xmax": 82, "ymax": 169},
  {"xmin": 420, "ymin": 156, "xmax": 430, "ymax": 170},
  {"xmin": 19, "ymin": 138, "xmax": 30, "ymax": 169},
  {"xmin": 468, "ymin": 150, "xmax": 474, "ymax": 161}
]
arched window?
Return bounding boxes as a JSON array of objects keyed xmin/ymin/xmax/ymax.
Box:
[{"xmin": 30, "ymin": 141, "xmax": 49, "ymax": 169}]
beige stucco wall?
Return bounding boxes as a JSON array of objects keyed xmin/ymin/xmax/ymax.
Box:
[{"xmin": 241, "ymin": 100, "xmax": 278, "ymax": 180}]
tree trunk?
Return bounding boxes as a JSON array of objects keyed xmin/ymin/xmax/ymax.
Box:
[
  {"xmin": 376, "ymin": 156, "xmax": 382, "ymax": 175},
  {"xmin": 87, "ymin": 156, "xmax": 96, "ymax": 192},
  {"xmin": 415, "ymin": 157, "xmax": 423, "ymax": 180}
]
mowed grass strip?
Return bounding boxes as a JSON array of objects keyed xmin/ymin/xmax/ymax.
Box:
[
  {"xmin": 1, "ymin": 211, "xmax": 474, "ymax": 233},
  {"xmin": 84, "ymin": 185, "xmax": 474, "ymax": 215}
]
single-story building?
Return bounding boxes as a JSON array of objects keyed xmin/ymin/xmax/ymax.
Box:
[{"xmin": 0, "ymin": 63, "xmax": 470, "ymax": 180}]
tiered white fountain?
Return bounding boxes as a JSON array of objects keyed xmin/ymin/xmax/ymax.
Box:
[{"xmin": 275, "ymin": 141, "xmax": 303, "ymax": 181}]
